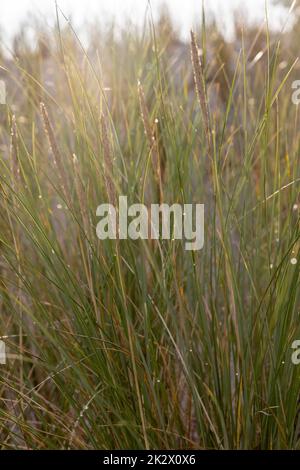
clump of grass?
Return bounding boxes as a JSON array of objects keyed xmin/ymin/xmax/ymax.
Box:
[{"xmin": 0, "ymin": 6, "xmax": 299, "ymax": 450}]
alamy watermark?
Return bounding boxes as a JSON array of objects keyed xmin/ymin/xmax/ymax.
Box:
[
  {"xmin": 291, "ymin": 80, "xmax": 300, "ymax": 105},
  {"xmin": 0, "ymin": 80, "xmax": 6, "ymax": 104},
  {"xmin": 96, "ymin": 196, "xmax": 204, "ymax": 251},
  {"xmin": 291, "ymin": 340, "xmax": 300, "ymax": 365},
  {"xmin": 0, "ymin": 340, "xmax": 6, "ymax": 365}
]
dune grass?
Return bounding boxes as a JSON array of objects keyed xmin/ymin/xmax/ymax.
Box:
[{"xmin": 0, "ymin": 5, "xmax": 299, "ymax": 449}]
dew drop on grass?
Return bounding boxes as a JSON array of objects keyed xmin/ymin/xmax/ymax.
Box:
[
  {"xmin": 290, "ymin": 258, "xmax": 297, "ymax": 265},
  {"xmin": 56, "ymin": 204, "xmax": 63, "ymax": 210}
]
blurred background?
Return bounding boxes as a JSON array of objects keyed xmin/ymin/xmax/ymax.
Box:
[{"xmin": 0, "ymin": 0, "xmax": 295, "ymax": 42}]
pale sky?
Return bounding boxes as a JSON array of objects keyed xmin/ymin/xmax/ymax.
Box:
[{"xmin": 0, "ymin": 0, "xmax": 294, "ymax": 41}]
